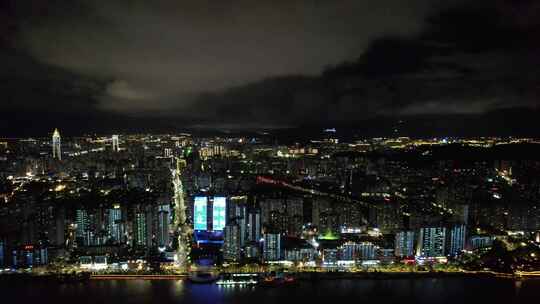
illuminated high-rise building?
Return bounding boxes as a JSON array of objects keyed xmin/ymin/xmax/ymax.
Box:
[
  {"xmin": 246, "ymin": 210, "xmax": 261, "ymax": 243},
  {"xmin": 112, "ymin": 135, "xmax": 120, "ymax": 152},
  {"xmin": 340, "ymin": 241, "xmax": 379, "ymax": 261},
  {"xmin": 107, "ymin": 204, "xmax": 123, "ymax": 243},
  {"xmin": 223, "ymin": 224, "xmax": 241, "ymax": 261},
  {"xmin": 416, "ymin": 227, "xmax": 446, "ymax": 257},
  {"xmin": 52, "ymin": 128, "xmax": 61, "ymax": 160},
  {"xmin": 194, "ymin": 196, "xmax": 208, "ymax": 231},
  {"xmin": 75, "ymin": 209, "xmax": 88, "ymax": 245},
  {"xmin": 157, "ymin": 204, "xmax": 170, "ymax": 249},
  {"xmin": 286, "ymin": 198, "xmax": 303, "ymax": 237},
  {"xmin": 228, "ymin": 196, "xmax": 247, "ymax": 246},
  {"xmin": 448, "ymin": 224, "xmax": 466, "ymax": 257},
  {"xmin": 358, "ymin": 242, "xmax": 378, "ymax": 260},
  {"xmin": 395, "ymin": 231, "xmax": 415, "ymax": 258},
  {"xmin": 263, "ymin": 233, "xmax": 281, "ymax": 261},
  {"xmin": 134, "ymin": 212, "xmax": 147, "ymax": 246},
  {"xmin": 75, "ymin": 209, "xmax": 99, "ymax": 246},
  {"xmin": 212, "ymin": 197, "xmax": 226, "ymax": 231}
]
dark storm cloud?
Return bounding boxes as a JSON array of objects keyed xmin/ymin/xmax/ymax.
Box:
[
  {"xmin": 1, "ymin": 0, "xmax": 539, "ymax": 135},
  {"xmin": 12, "ymin": 0, "xmax": 453, "ymax": 114},
  {"xmin": 393, "ymin": 0, "xmax": 540, "ymax": 115},
  {"xmin": 187, "ymin": 0, "xmax": 540, "ymax": 127}
]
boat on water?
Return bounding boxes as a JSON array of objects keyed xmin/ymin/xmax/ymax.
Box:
[{"xmin": 216, "ymin": 273, "xmax": 259, "ymax": 286}]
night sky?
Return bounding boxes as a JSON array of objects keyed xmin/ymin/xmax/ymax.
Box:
[{"xmin": 1, "ymin": 0, "xmax": 539, "ymax": 137}]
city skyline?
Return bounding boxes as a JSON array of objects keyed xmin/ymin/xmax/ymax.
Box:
[
  {"xmin": 1, "ymin": 122, "xmax": 540, "ymax": 302},
  {"xmin": 1, "ymin": 1, "xmax": 540, "ymax": 302}
]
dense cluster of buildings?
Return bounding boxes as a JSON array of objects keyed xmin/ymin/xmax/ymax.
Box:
[{"xmin": 0, "ymin": 129, "xmax": 539, "ymax": 271}]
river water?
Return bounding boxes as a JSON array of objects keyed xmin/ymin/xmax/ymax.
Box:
[{"xmin": 2, "ymin": 277, "xmax": 539, "ymax": 304}]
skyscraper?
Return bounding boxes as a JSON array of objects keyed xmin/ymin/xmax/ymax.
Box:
[
  {"xmin": 263, "ymin": 233, "xmax": 281, "ymax": 261},
  {"xmin": 157, "ymin": 204, "xmax": 170, "ymax": 248},
  {"xmin": 395, "ymin": 231, "xmax": 415, "ymax": 258},
  {"xmin": 112, "ymin": 135, "xmax": 120, "ymax": 152},
  {"xmin": 246, "ymin": 210, "xmax": 261, "ymax": 243},
  {"xmin": 448, "ymin": 224, "xmax": 466, "ymax": 257},
  {"xmin": 107, "ymin": 204, "xmax": 123, "ymax": 244},
  {"xmin": 52, "ymin": 128, "xmax": 61, "ymax": 160},
  {"xmin": 286, "ymin": 198, "xmax": 303, "ymax": 237},
  {"xmin": 75, "ymin": 209, "xmax": 89, "ymax": 246},
  {"xmin": 134, "ymin": 212, "xmax": 147, "ymax": 246},
  {"xmin": 417, "ymin": 227, "xmax": 446, "ymax": 257},
  {"xmin": 212, "ymin": 197, "xmax": 226, "ymax": 231},
  {"xmin": 193, "ymin": 196, "xmax": 208, "ymax": 231},
  {"xmin": 75, "ymin": 209, "xmax": 99, "ymax": 246},
  {"xmin": 223, "ymin": 224, "xmax": 241, "ymax": 261},
  {"xmin": 228, "ymin": 197, "xmax": 247, "ymax": 246}
]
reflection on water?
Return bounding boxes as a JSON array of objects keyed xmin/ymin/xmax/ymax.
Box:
[
  {"xmin": 171, "ymin": 279, "xmax": 185, "ymax": 297},
  {"xmin": 515, "ymin": 279, "xmax": 522, "ymax": 297},
  {"xmin": 2, "ymin": 277, "xmax": 540, "ymax": 304}
]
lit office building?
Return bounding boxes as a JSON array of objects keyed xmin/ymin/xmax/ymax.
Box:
[
  {"xmin": 193, "ymin": 196, "xmax": 208, "ymax": 231},
  {"xmin": 75, "ymin": 209, "xmax": 90, "ymax": 246},
  {"xmin": 263, "ymin": 233, "xmax": 281, "ymax": 261},
  {"xmin": 157, "ymin": 205, "xmax": 170, "ymax": 248},
  {"xmin": 417, "ymin": 227, "xmax": 446, "ymax": 257},
  {"xmin": 134, "ymin": 212, "xmax": 148, "ymax": 246},
  {"xmin": 395, "ymin": 231, "xmax": 415, "ymax": 258},
  {"xmin": 228, "ymin": 197, "xmax": 247, "ymax": 246},
  {"xmin": 358, "ymin": 242, "xmax": 379, "ymax": 260},
  {"xmin": 212, "ymin": 197, "xmax": 227, "ymax": 231},
  {"xmin": 448, "ymin": 224, "xmax": 466, "ymax": 257},
  {"xmin": 340, "ymin": 242, "xmax": 359, "ymax": 261},
  {"xmin": 340, "ymin": 241, "xmax": 379, "ymax": 260},
  {"xmin": 286, "ymin": 198, "xmax": 303, "ymax": 237},
  {"xmin": 223, "ymin": 224, "xmax": 241, "ymax": 261},
  {"xmin": 107, "ymin": 205, "xmax": 123, "ymax": 243},
  {"xmin": 285, "ymin": 247, "xmax": 317, "ymax": 262},
  {"xmin": 246, "ymin": 210, "xmax": 261, "ymax": 243}
]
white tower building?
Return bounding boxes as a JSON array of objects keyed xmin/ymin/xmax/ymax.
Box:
[
  {"xmin": 112, "ymin": 135, "xmax": 120, "ymax": 152},
  {"xmin": 52, "ymin": 128, "xmax": 61, "ymax": 160}
]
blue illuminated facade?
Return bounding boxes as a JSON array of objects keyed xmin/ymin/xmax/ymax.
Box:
[
  {"xmin": 212, "ymin": 196, "xmax": 226, "ymax": 231},
  {"xmin": 194, "ymin": 196, "xmax": 208, "ymax": 231}
]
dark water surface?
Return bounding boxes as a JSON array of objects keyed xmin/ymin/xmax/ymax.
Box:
[{"xmin": 2, "ymin": 277, "xmax": 539, "ymax": 304}]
